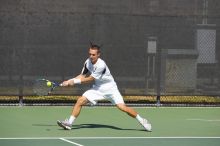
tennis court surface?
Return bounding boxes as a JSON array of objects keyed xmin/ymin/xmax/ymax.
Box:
[{"xmin": 0, "ymin": 106, "xmax": 220, "ymax": 146}]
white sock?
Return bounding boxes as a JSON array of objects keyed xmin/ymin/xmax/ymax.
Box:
[
  {"xmin": 136, "ymin": 114, "xmax": 143, "ymax": 123},
  {"xmin": 68, "ymin": 115, "xmax": 76, "ymax": 125}
]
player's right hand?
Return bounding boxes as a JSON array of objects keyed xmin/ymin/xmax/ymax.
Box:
[
  {"xmin": 61, "ymin": 80, "xmax": 70, "ymax": 86},
  {"xmin": 62, "ymin": 80, "xmax": 75, "ymax": 86}
]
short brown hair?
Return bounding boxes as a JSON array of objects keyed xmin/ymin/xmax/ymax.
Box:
[{"xmin": 90, "ymin": 42, "xmax": 101, "ymax": 53}]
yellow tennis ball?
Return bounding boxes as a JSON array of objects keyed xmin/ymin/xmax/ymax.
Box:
[{"xmin": 47, "ymin": 81, "xmax": 52, "ymax": 87}]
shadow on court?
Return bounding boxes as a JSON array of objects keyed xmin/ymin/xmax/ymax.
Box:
[
  {"xmin": 71, "ymin": 123, "xmax": 145, "ymax": 131},
  {"xmin": 32, "ymin": 123, "xmax": 145, "ymax": 131}
]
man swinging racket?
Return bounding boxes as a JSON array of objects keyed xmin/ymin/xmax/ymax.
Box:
[{"xmin": 57, "ymin": 43, "xmax": 152, "ymax": 131}]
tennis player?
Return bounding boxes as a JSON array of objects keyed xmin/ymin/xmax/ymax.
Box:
[{"xmin": 57, "ymin": 43, "xmax": 152, "ymax": 131}]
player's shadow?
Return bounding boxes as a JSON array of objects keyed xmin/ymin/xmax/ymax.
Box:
[
  {"xmin": 32, "ymin": 123, "xmax": 146, "ymax": 132},
  {"xmin": 71, "ymin": 123, "xmax": 145, "ymax": 131}
]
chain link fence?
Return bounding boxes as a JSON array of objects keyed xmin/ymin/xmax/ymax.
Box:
[{"xmin": 0, "ymin": 0, "xmax": 220, "ymax": 104}]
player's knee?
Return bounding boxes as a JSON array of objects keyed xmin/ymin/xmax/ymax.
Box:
[{"xmin": 76, "ymin": 96, "xmax": 87, "ymax": 106}]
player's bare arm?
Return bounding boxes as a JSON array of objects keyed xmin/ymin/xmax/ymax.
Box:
[{"xmin": 62, "ymin": 75, "xmax": 94, "ymax": 86}]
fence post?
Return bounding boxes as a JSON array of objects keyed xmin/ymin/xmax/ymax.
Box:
[{"xmin": 156, "ymin": 38, "xmax": 161, "ymax": 106}]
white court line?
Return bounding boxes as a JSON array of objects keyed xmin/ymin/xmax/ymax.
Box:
[
  {"xmin": 1, "ymin": 137, "xmax": 220, "ymax": 139},
  {"xmin": 59, "ymin": 138, "xmax": 84, "ymax": 146},
  {"xmin": 1, "ymin": 106, "xmax": 220, "ymax": 109},
  {"xmin": 186, "ymin": 119, "xmax": 220, "ymax": 122}
]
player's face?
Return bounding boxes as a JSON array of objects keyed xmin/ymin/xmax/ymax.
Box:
[{"xmin": 89, "ymin": 48, "xmax": 100, "ymax": 64}]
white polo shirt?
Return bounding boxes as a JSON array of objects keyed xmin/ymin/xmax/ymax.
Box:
[{"xmin": 81, "ymin": 58, "xmax": 117, "ymax": 91}]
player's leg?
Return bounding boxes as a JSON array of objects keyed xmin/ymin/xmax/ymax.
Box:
[
  {"xmin": 116, "ymin": 103, "xmax": 137, "ymax": 118},
  {"xmin": 72, "ymin": 96, "xmax": 88, "ymax": 118},
  {"xmin": 68, "ymin": 96, "xmax": 88, "ymax": 125},
  {"xmin": 108, "ymin": 89, "xmax": 152, "ymax": 131},
  {"xmin": 57, "ymin": 96, "xmax": 88, "ymax": 130},
  {"xmin": 57, "ymin": 89, "xmax": 104, "ymax": 130},
  {"xmin": 69, "ymin": 90, "xmax": 103, "ymax": 123},
  {"xmin": 116, "ymin": 103, "xmax": 152, "ymax": 131}
]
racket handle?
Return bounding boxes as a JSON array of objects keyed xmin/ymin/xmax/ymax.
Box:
[{"xmin": 53, "ymin": 82, "xmax": 62, "ymax": 87}]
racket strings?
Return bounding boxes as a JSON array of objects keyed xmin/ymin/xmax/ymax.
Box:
[{"xmin": 33, "ymin": 80, "xmax": 51, "ymax": 96}]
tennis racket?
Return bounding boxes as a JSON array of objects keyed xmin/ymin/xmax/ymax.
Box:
[{"xmin": 33, "ymin": 78, "xmax": 62, "ymax": 96}]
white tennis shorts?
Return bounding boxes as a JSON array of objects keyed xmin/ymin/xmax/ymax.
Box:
[{"xmin": 82, "ymin": 86, "xmax": 124, "ymax": 105}]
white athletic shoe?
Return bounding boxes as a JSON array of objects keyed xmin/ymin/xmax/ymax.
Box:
[
  {"xmin": 140, "ymin": 119, "xmax": 152, "ymax": 131},
  {"xmin": 57, "ymin": 119, "xmax": 72, "ymax": 130}
]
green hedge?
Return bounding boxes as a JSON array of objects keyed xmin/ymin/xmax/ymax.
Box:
[{"xmin": 0, "ymin": 96, "xmax": 220, "ymax": 104}]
